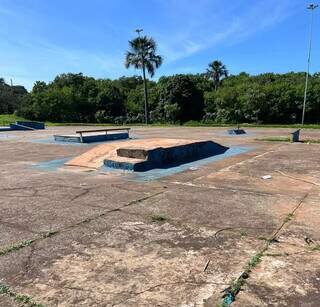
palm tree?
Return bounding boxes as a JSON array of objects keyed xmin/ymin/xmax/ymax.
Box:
[
  {"xmin": 125, "ymin": 35, "xmax": 162, "ymax": 124},
  {"xmin": 206, "ymin": 60, "xmax": 228, "ymax": 91}
]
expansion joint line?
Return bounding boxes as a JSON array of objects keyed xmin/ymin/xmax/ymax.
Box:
[
  {"xmin": 276, "ymin": 170, "xmax": 320, "ymax": 187},
  {"xmin": 0, "ymin": 191, "xmax": 165, "ymax": 307},
  {"xmin": 218, "ymin": 193, "xmax": 309, "ymax": 306},
  {"xmin": 0, "ymin": 191, "xmax": 165, "ymax": 258}
]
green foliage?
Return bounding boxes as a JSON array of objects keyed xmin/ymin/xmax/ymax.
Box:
[
  {"xmin": 156, "ymin": 74, "xmax": 204, "ymax": 123},
  {"xmin": 0, "ymin": 78, "xmax": 29, "ymax": 114},
  {"xmin": 203, "ymin": 72, "xmax": 313, "ymax": 124},
  {"xmin": 284, "ymin": 213, "xmax": 294, "ymax": 223},
  {"xmin": 125, "ymin": 36, "xmax": 162, "ymax": 77},
  {"xmin": 0, "ymin": 239, "xmax": 34, "ymax": 256},
  {"xmin": 3, "ymin": 68, "xmax": 320, "ymax": 125},
  {"xmin": 0, "ymin": 114, "xmax": 27, "ymax": 126},
  {"xmin": 255, "ymin": 136, "xmax": 291, "ymax": 142},
  {"xmin": 151, "ymin": 213, "xmax": 169, "ymax": 222},
  {"xmin": 0, "ymin": 230, "xmax": 58, "ymax": 257},
  {"xmin": 125, "ymin": 35, "xmax": 163, "ymax": 124},
  {"xmin": 206, "ymin": 60, "xmax": 228, "ymax": 90},
  {"xmin": 0, "ymin": 282, "xmax": 44, "ymax": 307}
]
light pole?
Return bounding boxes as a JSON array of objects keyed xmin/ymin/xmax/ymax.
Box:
[
  {"xmin": 135, "ymin": 29, "xmax": 143, "ymax": 37},
  {"xmin": 302, "ymin": 3, "xmax": 318, "ymax": 125}
]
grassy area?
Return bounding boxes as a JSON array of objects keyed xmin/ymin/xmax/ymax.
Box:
[
  {"xmin": 255, "ymin": 136, "xmax": 291, "ymax": 142},
  {"xmin": 2, "ymin": 114, "xmax": 320, "ymax": 129},
  {"xmin": 256, "ymin": 136, "xmax": 320, "ymax": 144},
  {"xmin": 183, "ymin": 121, "xmax": 320, "ymax": 129},
  {"xmin": 0, "ymin": 114, "xmax": 28, "ymax": 126}
]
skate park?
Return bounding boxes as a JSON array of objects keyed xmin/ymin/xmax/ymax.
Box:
[{"xmin": 0, "ymin": 125, "xmax": 320, "ymax": 306}]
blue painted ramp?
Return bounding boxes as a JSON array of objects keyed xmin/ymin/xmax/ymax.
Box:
[
  {"xmin": 54, "ymin": 132, "xmax": 129, "ymax": 143},
  {"xmin": 104, "ymin": 140, "xmax": 229, "ymax": 172}
]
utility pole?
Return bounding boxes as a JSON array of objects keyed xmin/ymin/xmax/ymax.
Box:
[{"xmin": 302, "ymin": 3, "xmax": 318, "ymax": 125}]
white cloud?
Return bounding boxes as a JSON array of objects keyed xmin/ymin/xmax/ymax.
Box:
[{"xmin": 156, "ymin": 0, "xmax": 298, "ymax": 62}]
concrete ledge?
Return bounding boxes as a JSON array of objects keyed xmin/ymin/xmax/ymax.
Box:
[
  {"xmin": 290, "ymin": 129, "xmax": 300, "ymax": 142},
  {"xmin": 105, "ymin": 140, "xmax": 229, "ymax": 172},
  {"xmin": 10, "ymin": 123, "xmax": 35, "ymax": 130},
  {"xmin": 228, "ymin": 129, "xmax": 246, "ymax": 135},
  {"xmin": 54, "ymin": 132, "xmax": 129, "ymax": 143},
  {"xmin": 0, "ymin": 127, "xmax": 13, "ymax": 132},
  {"xmin": 16, "ymin": 121, "xmax": 45, "ymax": 129}
]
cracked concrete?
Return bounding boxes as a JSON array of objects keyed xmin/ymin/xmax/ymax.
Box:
[{"xmin": 0, "ymin": 126, "xmax": 320, "ymax": 306}]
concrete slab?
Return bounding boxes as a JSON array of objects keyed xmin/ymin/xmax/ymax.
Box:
[
  {"xmin": 0, "ymin": 126, "xmax": 320, "ymax": 306},
  {"xmin": 66, "ymin": 138, "xmax": 228, "ymax": 171},
  {"xmin": 122, "ymin": 184, "xmax": 298, "ymax": 237},
  {"xmin": 228, "ymin": 129, "xmax": 246, "ymax": 135},
  {"xmin": 54, "ymin": 132, "xmax": 129, "ymax": 143},
  {"xmin": 0, "ymin": 211, "xmax": 263, "ymax": 307},
  {"xmin": 234, "ymin": 194, "xmax": 320, "ymax": 307},
  {"xmin": 0, "ymin": 126, "xmax": 13, "ymax": 132}
]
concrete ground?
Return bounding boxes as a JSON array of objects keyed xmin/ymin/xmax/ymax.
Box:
[{"xmin": 0, "ymin": 126, "xmax": 319, "ymax": 306}]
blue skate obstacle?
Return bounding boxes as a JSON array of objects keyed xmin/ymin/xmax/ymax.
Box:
[
  {"xmin": 104, "ymin": 139, "xmax": 229, "ymax": 172},
  {"xmin": 290, "ymin": 129, "xmax": 300, "ymax": 142},
  {"xmin": 0, "ymin": 121, "xmax": 45, "ymax": 132},
  {"xmin": 54, "ymin": 127, "xmax": 130, "ymax": 143},
  {"xmin": 228, "ymin": 128, "xmax": 246, "ymax": 135}
]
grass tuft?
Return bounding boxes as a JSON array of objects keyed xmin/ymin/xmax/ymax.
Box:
[
  {"xmin": 311, "ymin": 244, "xmax": 320, "ymax": 251},
  {"xmin": 255, "ymin": 136, "xmax": 291, "ymax": 142},
  {"xmin": 283, "ymin": 213, "xmax": 294, "ymax": 223},
  {"xmin": 151, "ymin": 213, "xmax": 169, "ymax": 222},
  {"xmin": 0, "ymin": 230, "xmax": 58, "ymax": 257},
  {"xmin": 42, "ymin": 230, "xmax": 58, "ymax": 238},
  {"xmin": 0, "ymin": 239, "xmax": 34, "ymax": 256},
  {"xmin": 240, "ymin": 231, "xmax": 248, "ymax": 238},
  {"xmin": 0, "ymin": 282, "xmax": 44, "ymax": 307},
  {"xmin": 256, "ymin": 136, "xmax": 320, "ymax": 144}
]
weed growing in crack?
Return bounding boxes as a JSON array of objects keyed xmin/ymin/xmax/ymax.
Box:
[
  {"xmin": 258, "ymin": 236, "xmax": 268, "ymax": 241},
  {"xmin": 283, "ymin": 213, "xmax": 294, "ymax": 223},
  {"xmin": 246, "ymin": 250, "xmax": 264, "ymax": 272},
  {"xmin": 151, "ymin": 213, "xmax": 169, "ymax": 222},
  {"xmin": 0, "ymin": 283, "xmax": 10, "ymax": 294},
  {"xmin": 311, "ymin": 244, "xmax": 320, "ymax": 251},
  {"xmin": 0, "ymin": 282, "xmax": 44, "ymax": 307},
  {"xmin": 220, "ymin": 246, "xmax": 268, "ymax": 306},
  {"xmin": 0, "ymin": 230, "xmax": 58, "ymax": 257},
  {"xmin": 15, "ymin": 294, "xmax": 31, "ymax": 304},
  {"xmin": 42, "ymin": 230, "xmax": 58, "ymax": 238},
  {"xmin": 240, "ymin": 231, "xmax": 248, "ymax": 238},
  {"xmin": 0, "ymin": 239, "xmax": 34, "ymax": 256}
]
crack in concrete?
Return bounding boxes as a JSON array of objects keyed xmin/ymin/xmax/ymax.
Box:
[
  {"xmin": 111, "ymin": 280, "xmax": 229, "ymax": 307},
  {"xmin": 0, "ymin": 191, "xmax": 165, "ymax": 258},
  {"xmin": 167, "ymin": 180, "xmax": 295, "ymax": 198},
  {"xmin": 217, "ymin": 192, "xmax": 310, "ymax": 306}
]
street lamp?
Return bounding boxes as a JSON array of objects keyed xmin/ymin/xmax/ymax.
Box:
[
  {"xmin": 302, "ymin": 3, "xmax": 318, "ymax": 125},
  {"xmin": 135, "ymin": 29, "xmax": 143, "ymax": 37}
]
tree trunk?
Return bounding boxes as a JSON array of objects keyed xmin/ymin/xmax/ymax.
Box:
[{"xmin": 142, "ymin": 65, "xmax": 149, "ymax": 124}]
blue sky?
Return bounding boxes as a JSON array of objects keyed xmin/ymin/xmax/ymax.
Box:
[{"xmin": 0, "ymin": 0, "xmax": 319, "ymax": 90}]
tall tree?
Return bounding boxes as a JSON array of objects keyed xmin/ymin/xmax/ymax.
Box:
[
  {"xmin": 206, "ymin": 60, "xmax": 228, "ymax": 91},
  {"xmin": 125, "ymin": 35, "xmax": 162, "ymax": 124}
]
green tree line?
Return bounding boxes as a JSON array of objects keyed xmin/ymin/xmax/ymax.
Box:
[
  {"xmin": 2, "ymin": 70, "xmax": 320, "ymax": 125},
  {"xmin": 0, "ymin": 78, "xmax": 28, "ymax": 114}
]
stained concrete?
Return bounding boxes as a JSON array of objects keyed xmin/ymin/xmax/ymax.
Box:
[
  {"xmin": 0, "ymin": 126, "xmax": 320, "ymax": 306},
  {"xmin": 65, "ymin": 138, "xmax": 227, "ymax": 169}
]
